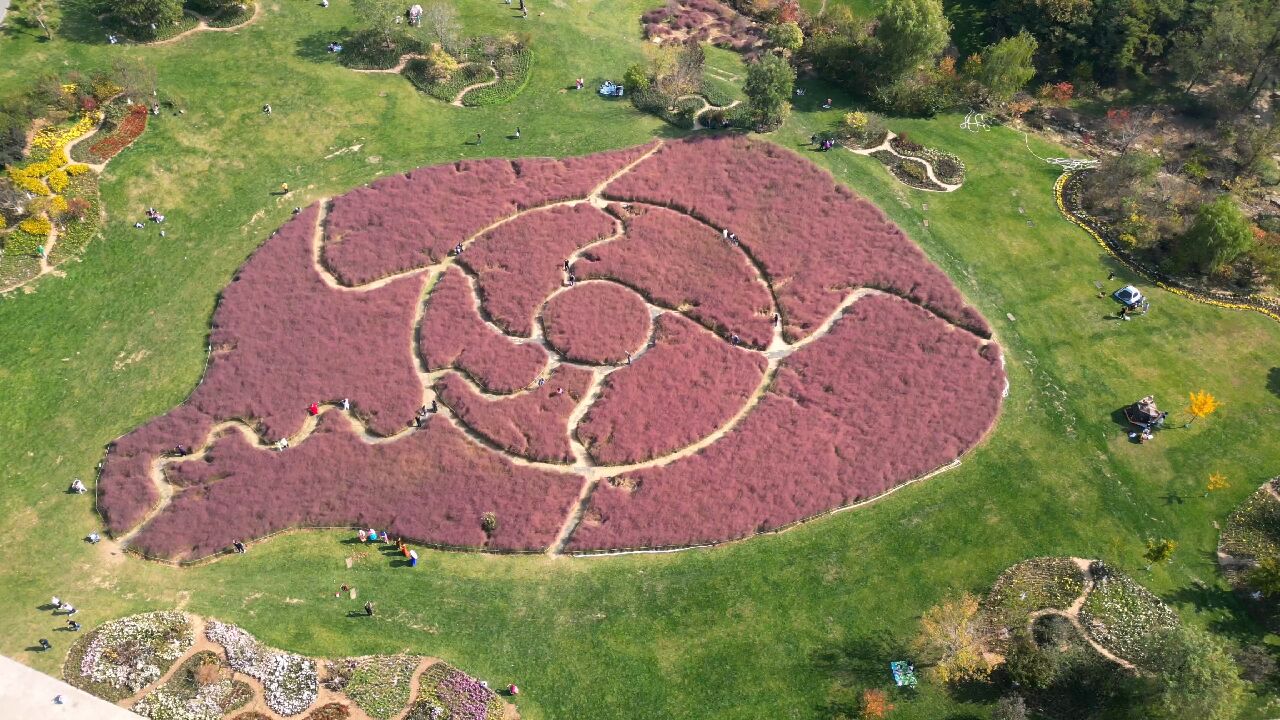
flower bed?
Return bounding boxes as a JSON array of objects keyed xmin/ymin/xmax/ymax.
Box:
[
  {"xmin": 231, "ymin": 714, "xmax": 272, "ymax": 720},
  {"xmin": 206, "ymin": 620, "xmax": 318, "ymax": 716},
  {"xmin": 76, "ymin": 103, "xmax": 148, "ymax": 164},
  {"xmin": 601, "ymin": 136, "xmax": 991, "ymax": 340},
  {"xmin": 48, "ymin": 173, "xmax": 102, "ymax": 265},
  {"xmin": 437, "ymin": 364, "xmax": 594, "ymax": 463},
  {"xmin": 133, "ymin": 650, "xmax": 253, "ymax": 720},
  {"xmin": 542, "ymin": 282, "xmax": 652, "ymax": 364},
  {"xmin": 321, "ymin": 144, "xmax": 655, "ymax": 285},
  {"xmin": 577, "ymin": 313, "xmax": 765, "ymax": 465},
  {"xmin": 1220, "ymin": 481, "xmax": 1280, "ymax": 561},
  {"xmin": 406, "ymin": 62, "xmax": 495, "ymax": 104},
  {"xmin": 405, "ymin": 663, "xmax": 502, "ymax": 720},
  {"xmin": 891, "ymin": 137, "xmax": 966, "ymax": 186},
  {"xmin": 641, "ymin": 0, "xmax": 766, "ymax": 57},
  {"xmin": 575, "ymin": 203, "xmax": 774, "ymax": 348},
  {"xmin": 420, "ymin": 268, "xmax": 549, "ymax": 393},
  {"xmin": 568, "ymin": 293, "xmax": 1003, "ymax": 550},
  {"xmin": 0, "ymin": 247, "xmax": 44, "ymax": 291},
  {"xmin": 459, "ymin": 203, "xmax": 616, "ymax": 337},
  {"xmin": 460, "ymin": 47, "xmax": 531, "ymax": 107},
  {"xmin": 1078, "ymin": 562, "xmax": 1178, "ymax": 667},
  {"xmin": 63, "ymin": 611, "xmax": 194, "ymax": 702},
  {"xmin": 304, "ymin": 703, "xmax": 351, "ymax": 720},
  {"xmin": 133, "ymin": 413, "xmax": 582, "ymax": 559},
  {"xmin": 324, "ymin": 655, "xmax": 419, "ymax": 720},
  {"xmin": 868, "ymin": 149, "xmax": 946, "ymax": 192},
  {"xmin": 985, "ymin": 557, "xmax": 1086, "ymax": 626}
]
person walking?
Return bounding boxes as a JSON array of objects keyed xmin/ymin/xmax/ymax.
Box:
[
  {"xmin": 475, "ymin": 132, "xmax": 482, "ymax": 145},
  {"xmin": 363, "ymin": 601, "xmax": 374, "ymax": 616},
  {"xmin": 514, "ymin": 127, "xmax": 521, "ymax": 139},
  {"xmin": 280, "ymin": 182, "xmax": 290, "ymax": 194},
  {"xmin": 38, "ymin": 639, "xmax": 51, "ymax": 651}
]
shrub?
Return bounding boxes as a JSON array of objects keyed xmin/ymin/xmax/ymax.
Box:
[
  {"xmin": 18, "ymin": 216, "xmax": 52, "ymax": 236},
  {"xmin": 542, "ymin": 282, "xmax": 652, "ymax": 364}
]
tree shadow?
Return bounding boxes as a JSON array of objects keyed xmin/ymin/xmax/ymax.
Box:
[
  {"xmin": 48, "ymin": 0, "xmax": 113, "ymax": 44},
  {"xmin": 1164, "ymin": 581, "xmax": 1263, "ymax": 643},
  {"xmin": 810, "ymin": 629, "xmax": 918, "ymax": 715},
  {"xmin": 1268, "ymin": 368, "xmax": 1280, "ymax": 399}
]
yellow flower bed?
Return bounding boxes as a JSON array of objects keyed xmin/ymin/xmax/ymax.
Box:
[
  {"xmin": 31, "ymin": 113, "xmax": 97, "ymax": 152},
  {"xmin": 18, "ymin": 216, "xmax": 53, "ymax": 236},
  {"xmin": 66, "ymin": 164, "xmax": 92, "ymax": 175},
  {"xmin": 1054, "ymin": 171, "xmax": 1280, "ymax": 324},
  {"xmin": 50, "ymin": 196, "xmax": 69, "ymax": 214},
  {"xmin": 8, "ymin": 172, "xmax": 50, "ymax": 195},
  {"xmin": 47, "ymin": 169, "xmax": 70, "ymax": 193}
]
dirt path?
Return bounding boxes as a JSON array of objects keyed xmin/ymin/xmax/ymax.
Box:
[
  {"xmin": 451, "ymin": 66, "xmax": 499, "ymax": 106},
  {"xmin": 139, "ymin": 3, "xmax": 262, "ymax": 47},
  {"xmin": 1025, "ymin": 557, "xmax": 1137, "ymax": 671},
  {"xmin": 349, "ymin": 53, "xmax": 429, "ymax": 74},
  {"xmin": 846, "ymin": 131, "xmax": 962, "ymax": 193},
  {"xmin": 672, "ymin": 93, "xmax": 741, "ymax": 130}
]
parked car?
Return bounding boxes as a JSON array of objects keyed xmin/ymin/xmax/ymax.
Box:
[{"xmin": 1113, "ymin": 285, "xmax": 1144, "ymax": 307}]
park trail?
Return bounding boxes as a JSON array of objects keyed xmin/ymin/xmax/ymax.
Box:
[
  {"xmin": 451, "ymin": 65, "xmax": 499, "ymax": 106},
  {"xmin": 114, "ymin": 613, "xmax": 518, "ymax": 720},
  {"xmin": 140, "ymin": 3, "xmax": 263, "ymax": 47},
  {"xmin": 1024, "ymin": 557, "xmax": 1137, "ymax": 671},
  {"xmin": 845, "ymin": 130, "xmax": 962, "ymax": 193},
  {"xmin": 121, "ymin": 137, "xmax": 993, "ymax": 560}
]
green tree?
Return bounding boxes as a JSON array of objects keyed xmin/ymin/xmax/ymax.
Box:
[
  {"xmin": 1246, "ymin": 554, "xmax": 1280, "ymax": 597},
  {"xmin": 875, "ymin": 0, "xmax": 951, "ymax": 79},
  {"xmin": 1003, "ymin": 631, "xmax": 1058, "ymax": 690},
  {"xmin": 743, "ymin": 53, "xmax": 795, "ymax": 129},
  {"xmin": 992, "ymin": 695, "xmax": 1028, "ymax": 720},
  {"xmin": 1167, "ymin": 2, "xmax": 1252, "ymax": 95},
  {"xmin": 1144, "ymin": 538, "xmax": 1177, "ymax": 566},
  {"xmin": 105, "ymin": 0, "xmax": 183, "ymax": 30},
  {"xmin": 767, "ymin": 22, "xmax": 804, "ymax": 56},
  {"xmin": 1144, "ymin": 626, "xmax": 1245, "ymax": 720},
  {"xmin": 973, "ymin": 31, "xmax": 1037, "ymax": 105},
  {"xmin": 352, "ymin": 0, "xmax": 405, "ymax": 49},
  {"xmin": 1174, "ymin": 196, "xmax": 1255, "ymax": 275}
]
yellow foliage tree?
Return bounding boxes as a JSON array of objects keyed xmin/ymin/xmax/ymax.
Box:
[
  {"xmin": 1206, "ymin": 473, "xmax": 1229, "ymax": 495},
  {"xmin": 1187, "ymin": 390, "xmax": 1219, "ymax": 426},
  {"xmin": 913, "ymin": 592, "xmax": 993, "ymax": 684}
]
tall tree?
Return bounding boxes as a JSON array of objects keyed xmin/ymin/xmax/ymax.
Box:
[
  {"xmin": 875, "ymin": 0, "xmax": 951, "ymax": 79},
  {"xmin": 1166, "ymin": 2, "xmax": 1252, "ymax": 95},
  {"xmin": 767, "ymin": 21, "xmax": 805, "ymax": 57},
  {"xmin": 1175, "ymin": 196, "xmax": 1255, "ymax": 274},
  {"xmin": 743, "ymin": 53, "xmax": 795, "ymax": 128},
  {"xmin": 1144, "ymin": 626, "xmax": 1245, "ymax": 720},
  {"xmin": 974, "ymin": 30, "xmax": 1038, "ymax": 105},
  {"xmin": 421, "ymin": 1, "xmax": 463, "ymax": 55},
  {"xmin": 352, "ymin": 0, "xmax": 404, "ymax": 49}
]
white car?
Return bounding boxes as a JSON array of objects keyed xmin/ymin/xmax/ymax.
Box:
[{"xmin": 1113, "ymin": 285, "xmax": 1144, "ymax": 307}]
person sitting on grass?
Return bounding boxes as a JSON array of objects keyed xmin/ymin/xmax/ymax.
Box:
[
  {"xmin": 358, "ymin": 528, "xmax": 368, "ymax": 542},
  {"xmin": 69, "ymin": 478, "xmax": 86, "ymax": 494}
]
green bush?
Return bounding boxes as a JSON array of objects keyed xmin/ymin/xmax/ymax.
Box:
[{"xmin": 461, "ymin": 46, "xmax": 530, "ymax": 106}]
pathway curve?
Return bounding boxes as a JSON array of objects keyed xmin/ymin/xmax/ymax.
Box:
[
  {"xmin": 672, "ymin": 93, "xmax": 741, "ymax": 130},
  {"xmin": 846, "ymin": 130, "xmax": 962, "ymax": 193},
  {"xmin": 1024, "ymin": 557, "xmax": 1137, "ymax": 671},
  {"xmin": 116, "ymin": 138, "xmax": 994, "ymax": 561},
  {"xmin": 451, "ymin": 65, "xmax": 499, "ymax": 106},
  {"xmin": 348, "ymin": 53, "xmax": 429, "ymax": 74},
  {"xmin": 138, "ymin": 3, "xmax": 262, "ymax": 47}
]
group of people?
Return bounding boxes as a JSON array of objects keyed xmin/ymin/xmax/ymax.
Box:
[
  {"xmin": 326, "ymin": 42, "xmax": 344, "ymax": 53},
  {"xmin": 357, "ymin": 529, "xmax": 419, "ymax": 566},
  {"xmin": 412, "ymin": 401, "xmax": 437, "ymax": 427},
  {"xmin": 134, "ymin": 206, "xmax": 167, "ymax": 234},
  {"xmin": 39, "ymin": 597, "xmax": 82, "ymax": 645},
  {"xmin": 720, "ymin": 228, "xmax": 740, "ymax": 246},
  {"xmin": 810, "ymin": 134, "xmax": 837, "ymax": 151}
]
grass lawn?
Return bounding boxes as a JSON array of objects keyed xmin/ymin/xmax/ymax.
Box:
[{"xmin": 3, "ymin": 2, "xmax": 1280, "ymax": 719}]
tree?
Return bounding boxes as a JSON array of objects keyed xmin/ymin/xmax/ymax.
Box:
[
  {"xmin": 31, "ymin": 0, "xmax": 59, "ymax": 40},
  {"xmin": 1144, "ymin": 538, "xmax": 1177, "ymax": 566},
  {"xmin": 1175, "ymin": 197, "xmax": 1254, "ymax": 274},
  {"xmin": 974, "ymin": 31, "xmax": 1037, "ymax": 105},
  {"xmin": 1186, "ymin": 390, "xmax": 1221, "ymax": 425},
  {"xmin": 1003, "ymin": 631, "xmax": 1058, "ymax": 690},
  {"xmin": 859, "ymin": 688, "xmax": 894, "ymax": 719},
  {"xmin": 352, "ymin": 0, "xmax": 404, "ymax": 49},
  {"xmin": 913, "ymin": 592, "xmax": 993, "ymax": 683},
  {"xmin": 105, "ymin": 0, "xmax": 183, "ymax": 30},
  {"xmin": 875, "ymin": 0, "xmax": 951, "ymax": 79},
  {"xmin": 1144, "ymin": 626, "xmax": 1245, "ymax": 720},
  {"xmin": 992, "ymin": 695, "xmax": 1028, "ymax": 720},
  {"xmin": 1246, "ymin": 554, "xmax": 1280, "ymax": 597},
  {"xmin": 743, "ymin": 53, "xmax": 795, "ymax": 129},
  {"xmin": 1166, "ymin": 3, "xmax": 1252, "ymax": 95},
  {"xmin": 767, "ymin": 21, "xmax": 804, "ymax": 56},
  {"xmin": 421, "ymin": 1, "xmax": 463, "ymax": 55},
  {"xmin": 1205, "ymin": 472, "xmax": 1229, "ymax": 495},
  {"xmin": 111, "ymin": 57, "xmax": 158, "ymax": 104}
]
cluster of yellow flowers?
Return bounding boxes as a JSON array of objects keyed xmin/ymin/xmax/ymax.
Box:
[
  {"xmin": 1054, "ymin": 171, "xmax": 1280, "ymax": 324},
  {"xmin": 18, "ymin": 216, "xmax": 53, "ymax": 236}
]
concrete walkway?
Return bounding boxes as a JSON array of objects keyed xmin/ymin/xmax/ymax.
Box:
[
  {"xmin": 0, "ymin": 0, "xmax": 10, "ymax": 28},
  {"xmin": 0, "ymin": 655, "xmax": 139, "ymax": 719}
]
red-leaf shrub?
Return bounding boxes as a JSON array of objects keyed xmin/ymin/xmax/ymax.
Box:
[
  {"xmin": 541, "ymin": 282, "xmax": 652, "ymax": 364},
  {"xmin": 84, "ymin": 105, "xmax": 148, "ymax": 162},
  {"xmin": 576, "ymin": 313, "xmax": 765, "ymax": 465},
  {"xmin": 135, "ymin": 413, "xmax": 581, "ymax": 560},
  {"xmin": 419, "ymin": 268, "xmax": 548, "ymax": 392},
  {"xmin": 436, "ymin": 364, "xmax": 594, "ymax": 463},
  {"xmin": 575, "ymin": 203, "xmax": 774, "ymax": 347},
  {"xmin": 460, "ymin": 204, "xmax": 616, "ymax": 336},
  {"xmin": 601, "ymin": 136, "xmax": 991, "ymax": 341},
  {"xmin": 322, "ymin": 144, "xmax": 655, "ymax": 286},
  {"xmin": 567, "ymin": 294, "xmax": 1003, "ymax": 550}
]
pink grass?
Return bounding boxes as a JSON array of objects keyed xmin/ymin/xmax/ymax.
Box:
[{"xmin": 541, "ymin": 282, "xmax": 652, "ymax": 364}]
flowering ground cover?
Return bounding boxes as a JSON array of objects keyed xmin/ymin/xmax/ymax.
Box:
[
  {"xmin": 134, "ymin": 413, "xmax": 581, "ymax": 559},
  {"xmin": 576, "ymin": 313, "xmax": 765, "ymax": 465},
  {"xmin": 405, "ymin": 663, "xmax": 503, "ymax": 720},
  {"xmin": 575, "ymin": 203, "xmax": 774, "ymax": 347},
  {"xmin": 1078, "ymin": 561, "xmax": 1178, "ymax": 667},
  {"xmin": 1220, "ymin": 481, "xmax": 1280, "ymax": 561},
  {"xmin": 206, "ymin": 620, "xmax": 318, "ymax": 716},
  {"xmin": 323, "ymin": 655, "xmax": 419, "ymax": 720},
  {"xmin": 984, "ymin": 557, "xmax": 1087, "ymax": 627},
  {"xmin": 321, "ymin": 144, "xmax": 654, "ymax": 285},
  {"xmin": 132, "ymin": 650, "xmax": 253, "ymax": 720},
  {"xmin": 459, "ymin": 203, "xmax": 616, "ymax": 336},
  {"xmin": 601, "ymin": 135, "xmax": 991, "ymax": 341},
  {"xmin": 74, "ymin": 103, "xmax": 148, "ymax": 164},
  {"xmin": 420, "ymin": 267, "xmax": 548, "ymax": 392},
  {"xmin": 436, "ymin": 364, "xmax": 594, "ymax": 463},
  {"xmin": 63, "ymin": 611, "xmax": 194, "ymax": 702},
  {"xmin": 303, "ymin": 703, "xmax": 352, "ymax": 720},
  {"xmin": 567, "ymin": 294, "xmax": 1003, "ymax": 550},
  {"xmin": 541, "ymin": 282, "xmax": 652, "ymax": 364}
]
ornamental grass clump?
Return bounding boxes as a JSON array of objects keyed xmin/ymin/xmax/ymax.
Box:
[
  {"xmin": 206, "ymin": 620, "xmax": 318, "ymax": 716},
  {"xmin": 64, "ymin": 611, "xmax": 193, "ymax": 702}
]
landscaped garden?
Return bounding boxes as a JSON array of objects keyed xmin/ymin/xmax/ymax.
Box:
[{"xmin": 4, "ymin": 0, "xmax": 1280, "ymax": 718}]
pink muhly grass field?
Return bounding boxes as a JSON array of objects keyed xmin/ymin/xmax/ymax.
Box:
[
  {"xmin": 575, "ymin": 203, "xmax": 774, "ymax": 347},
  {"xmin": 576, "ymin": 313, "xmax": 766, "ymax": 465},
  {"xmin": 322, "ymin": 145, "xmax": 654, "ymax": 286},
  {"xmin": 567, "ymin": 294, "xmax": 1004, "ymax": 550},
  {"xmin": 419, "ymin": 268, "xmax": 548, "ymax": 393},
  {"xmin": 602, "ymin": 135, "xmax": 991, "ymax": 341},
  {"xmin": 461, "ymin": 204, "xmax": 617, "ymax": 336},
  {"xmin": 541, "ymin": 282, "xmax": 652, "ymax": 364},
  {"xmin": 435, "ymin": 364, "xmax": 594, "ymax": 463},
  {"xmin": 136, "ymin": 413, "xmax": 583, "ymax": 560}
]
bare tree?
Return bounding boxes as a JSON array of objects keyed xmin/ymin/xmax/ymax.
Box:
[{"xmin": 421, "ymin": 1, "xmax": 463, "ymax": 55}]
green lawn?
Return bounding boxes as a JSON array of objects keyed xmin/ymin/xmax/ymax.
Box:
[{"xmin": 3, "ymin": 2, "xmax": 1280, "ymax": 719}]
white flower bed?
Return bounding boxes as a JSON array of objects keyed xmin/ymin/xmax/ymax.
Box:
[
  {"xmin": 72, "ymin": 611, "xmax": 193, "ymax": 700},
  {"xmin": 205, "ymin": 620, "xmax": 317, "ymax": 716},
  {"xmin": 1080, "ymin": 562, "xmax": 1178, "ymax": 665},
  {"xmin": 133, "ymin": 681, "xmax": 234, "ymax": 720}
]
